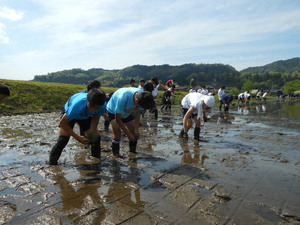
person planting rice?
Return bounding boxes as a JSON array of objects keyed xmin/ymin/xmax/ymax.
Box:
[
  {"xmin": 221, "ymin": 94, "xmax": 238, "ymax": 112},
  {"xmin": 106, "ymin": 88, "xmax": 155, "ymax": 157},
  {"xmin": 179, "ymin": 93, "xmax": 215, "ymax": 142},
  {"xmin": 49, "ymin": 88, "xmax": 107, "ymax": 165}
]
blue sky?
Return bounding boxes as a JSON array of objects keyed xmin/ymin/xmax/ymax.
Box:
[{"xmin": 1, "ymin": 0, "xmax": 300, "ymax": 80}]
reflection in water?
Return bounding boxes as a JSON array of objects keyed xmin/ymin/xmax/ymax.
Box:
[
  {"xmin": 233, "ymin": 101, "xmax": 300, "ymax": 131},
  {"xmin": 51, "ymin": 155, "xmax": 145, "ymax": 224},
  {"xmin": 107, "ymin": 159, "xmax": 144, "ymax": 209},
  {"xmin": 237, "ymin": 105, "xmax": 250, "ymax": 115},
  {"xmin": 179, "ymin": 140, "xmax": 208, "ymax": 167},
  {"xmin": 51, "ymin": 166, "xmax": 106, "ymax": 224},
  {"xmin": 217, "ymin": 112, "xmax": 234, "ymax": 124}
]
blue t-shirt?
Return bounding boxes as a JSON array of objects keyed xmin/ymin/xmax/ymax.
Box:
[
  {"xmin": 106, "ymin": 88, "xmax": 142, "ymax": 118},
  {"xmin": 64, "ymin": 93, "xmax": 106, "ymax": 120}
]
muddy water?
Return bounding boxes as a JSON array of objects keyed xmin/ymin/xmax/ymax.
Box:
[{"xmin": 0, "ymin": 100, "xmax": 300, "ymax": 224}]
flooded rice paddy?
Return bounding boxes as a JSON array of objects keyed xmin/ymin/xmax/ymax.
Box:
[{"xmin": 0, "ymin": 100, "xmax": 300, "ymax": 224}]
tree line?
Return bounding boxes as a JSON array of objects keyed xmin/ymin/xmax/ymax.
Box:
[{"xmin": 33, "ymin": 58, "xmax": 300, "ymax": 90}]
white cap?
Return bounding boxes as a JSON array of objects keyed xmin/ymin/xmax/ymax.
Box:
[
  {"xmin": 204, "ymin": 95, "xmax": 215, "ymax": 108},
  {"xmin": 197, "ymin": 96, "xmax": 215, "ymax": 119}
]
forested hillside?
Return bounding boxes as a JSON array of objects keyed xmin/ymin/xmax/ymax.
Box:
[
  {"xmin": 33, "ymin": 63, "xmax": 240, "ymax": 88},
  {"xmin": 241, "ymin": 57, "xmax": 300, "ymax": 74},
  {"xmin": 33, "ymin": 58, "xmax": 300, "ymax": 90}
]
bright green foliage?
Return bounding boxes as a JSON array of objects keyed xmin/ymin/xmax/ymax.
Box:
[
  {"xmin": 242, "ymin": 80, "xmax": 255, "ymax": 91},
  {"xmin": 283, "ymin": 80, "xmax": 300, "ymax": 94},
  {"xmin": 228, "ymin": 88, "xmax": 240, "ymax": 96}
]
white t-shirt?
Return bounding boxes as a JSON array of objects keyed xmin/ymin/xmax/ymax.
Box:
[
  {"xmin": 238, "ymin": 93, "xmax": 244, "ymax": 99},
  {"xmin": 181, "ymin": 93, "xmax": 205, "ymax": 119},
  {"xmin": 197, "ymin": 89, "xmax": 208, "ymax": 95},
  {"xmin": 152, "ymin": 86, "xmax": 159, "ymax": 97},
  {"xmin": 218, "ymin": 88, "xmax": 225, "ymax": 100}
]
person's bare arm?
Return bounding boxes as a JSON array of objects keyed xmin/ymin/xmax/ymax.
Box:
[
  {"xmin": 183, "ymin": 107, "xmax": 196, "ymax": 132},
  {"xmin": 59, "ymin": 114, "xmax": 89, "ymax": 144}
]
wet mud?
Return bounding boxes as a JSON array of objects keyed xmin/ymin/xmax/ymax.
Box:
[{"xmin": 0, "ymin": 101, "xmax": 300, "ymax": 224}]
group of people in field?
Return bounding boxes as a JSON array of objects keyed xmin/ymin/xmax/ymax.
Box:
[{"xmin": 0, "ymin": 80, "xmax": 218, "ymax": 165}]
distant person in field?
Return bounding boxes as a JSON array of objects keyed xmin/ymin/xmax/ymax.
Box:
[
  {"xmin": 161, "ymin": 85, "xmax": 175, "ymax": 111},
  {"xmin": 106, "ymin": 88, "xmax": 155, "ymax": 157},
  {"xmin": 49, "ymin": 88, "xmax": 107, "ymax": 165},
  {"xmin": 0, "ymin": 84, "xmax": 10, "ymax": 102},
  {"xmin": 218, "ymin": 86, "xmax": 226, "ymax": 110},
  {"xmin": 79, "ymin": 80, "xmax": 101, "ymax": 93},
  {"xmin": 179, "ymin": 93, "xmax": 215, "ymax": 142},
  {"xmin": 148, "ymin": 77, "xmax": 168, "ymax": 119},
  {"xmin": 138, "ymin": 79, "xmax": 145, "ymax": 91},
  {"xmin": 189, "ymin": 78, "xmax": 197, "ymax": 93},
  {"xmin": 220, "ymin": 94, "xmax": 238, "ymax": 112},
  {"xmin": 166, "ymin": 79, "xmax": 174, "ymax": 87},
  {"xmin": 129, "ymin": 79, "xmax": 138, "ymax": 88},
  {"xmin": 197, "ymin": 85, "xmax": 208, "ymax": 95}
]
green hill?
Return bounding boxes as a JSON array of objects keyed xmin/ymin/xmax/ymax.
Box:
[
  {"xmin": 241, "ymin": 57, "xmax": 300, "ymax": 74},
  {"xmin": 33, "ymin": 63, "xmax": 240, "ymax": 88}
]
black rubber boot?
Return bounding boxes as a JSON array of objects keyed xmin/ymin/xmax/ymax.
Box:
[
  {"xmin": 194, "ymin": 127, "xmax": 201, "ymax": 141},
  {"xmin": 49, "ymin": 136, "xmax": 70, "ymax": 165},
  {"xmin": 112, "ymin": 140, "xmax": 120, "ymax": 156},
  {"xmin": 91, "ymin": 135, "xmax": 101, "ymax": 159},
  {"xmin": 179, "ymin": 128, "xmax": 184, "ymax": 138},
  {"xmin": 104, "ymin": 120, "xmax": 110, "ymax": 131},
  {"xmin": 154, "ymin": 109, "xmax": 158, "ymax": 120},
  {"xmin": 129, "ymin": 141, "xmax": 137, "ymax": 153}
]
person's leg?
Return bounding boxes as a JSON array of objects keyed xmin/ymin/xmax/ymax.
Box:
[
  {"xmin": 49, "ymin": 120, "xmax": 75, "ymax": 165},
  {"xmin": 193, "ymin": 118, "xmax": 201, "ymax": 141},
  {"xmin": 124, "ymin": 120, "xmax": 137, "ymax": 153},
  {"xmin": 110, "ymin": 119, "xmax": 122, "ymax": 156}
]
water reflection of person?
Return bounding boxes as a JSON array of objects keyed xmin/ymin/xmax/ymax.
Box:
[
  {"xmin": 237, "ymin": 105, "xmax": 250, "ymax": 115},
  {"xmin": 217, "ymin": 112, "xmax": 234, "ymax": 124},
  {"xmin": 51, "ymin": 167, "xmax": 106, "ymax": 224},
  {"xmin": 106, "ymin": 159, "xmax": 144, "ymax": 209},
  {"xmin": 179, "ymin": 140, "xmax": 208, "ymax": 167}
]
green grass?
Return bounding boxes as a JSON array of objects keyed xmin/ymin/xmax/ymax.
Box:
[{"xmin": 0, "ymin": 79, "xmax": 119, "ymax": 114}]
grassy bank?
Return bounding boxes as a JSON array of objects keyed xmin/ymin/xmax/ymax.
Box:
[
  {"xmin": 1, "ymin": 79, "xmax": 282, "ymax": 115},
  {"xmin": 0, "ymin": 79, "xmax": 185, "ymax": 115}
]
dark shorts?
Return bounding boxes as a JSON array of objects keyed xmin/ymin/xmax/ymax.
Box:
[
  {"xmin": 60, "ymin": 109, "xmax": 91, "ymax": 135},
  {"xmin": 182, "ymin": 108, "xmax": 197, "ymax": 119},
  {"xmin": 107, "ymin": 112, "xmax": 135, "ymax": 123}
]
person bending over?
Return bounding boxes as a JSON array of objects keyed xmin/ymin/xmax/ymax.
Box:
[
  {"xmin": 106, "ymin": 88, "xmax": 155, "ymax": 157},
  {"xmin": 179, "ymin": 93, "xmax": 215, "ymax": 142},
  {"xmin": 49, "ymin": 88, "xmax": 107, "ymax": 165}
]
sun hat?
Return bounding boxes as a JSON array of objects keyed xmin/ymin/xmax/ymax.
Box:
[
  {"xmin": 197, "ymin": 95, "xmax": 215, "ymax": 119},
  {"xmin": 203, "ymin": 95, "xmax": 215, "ymax": 108}
]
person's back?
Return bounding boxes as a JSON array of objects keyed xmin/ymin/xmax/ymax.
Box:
[{"xmin": 0, "ymin": 84, "xmax": 10, "ymax": 102}]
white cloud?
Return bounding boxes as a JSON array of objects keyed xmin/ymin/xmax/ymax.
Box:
[
  {"xmin": 0, "ymin": 7, "xmax": 23, "ymax": 21},
  {"xmin": 0, "ymin": 23, "xmax": 9, "ymax": 43},
  {"xmin": 1, "ymin": 0, "xmax": 300, "ymax": 79}
]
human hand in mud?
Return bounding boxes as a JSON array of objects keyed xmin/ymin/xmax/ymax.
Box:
[{"xmin": 76, "ymin": 135, "xmax": 90, "ymax": 144}]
